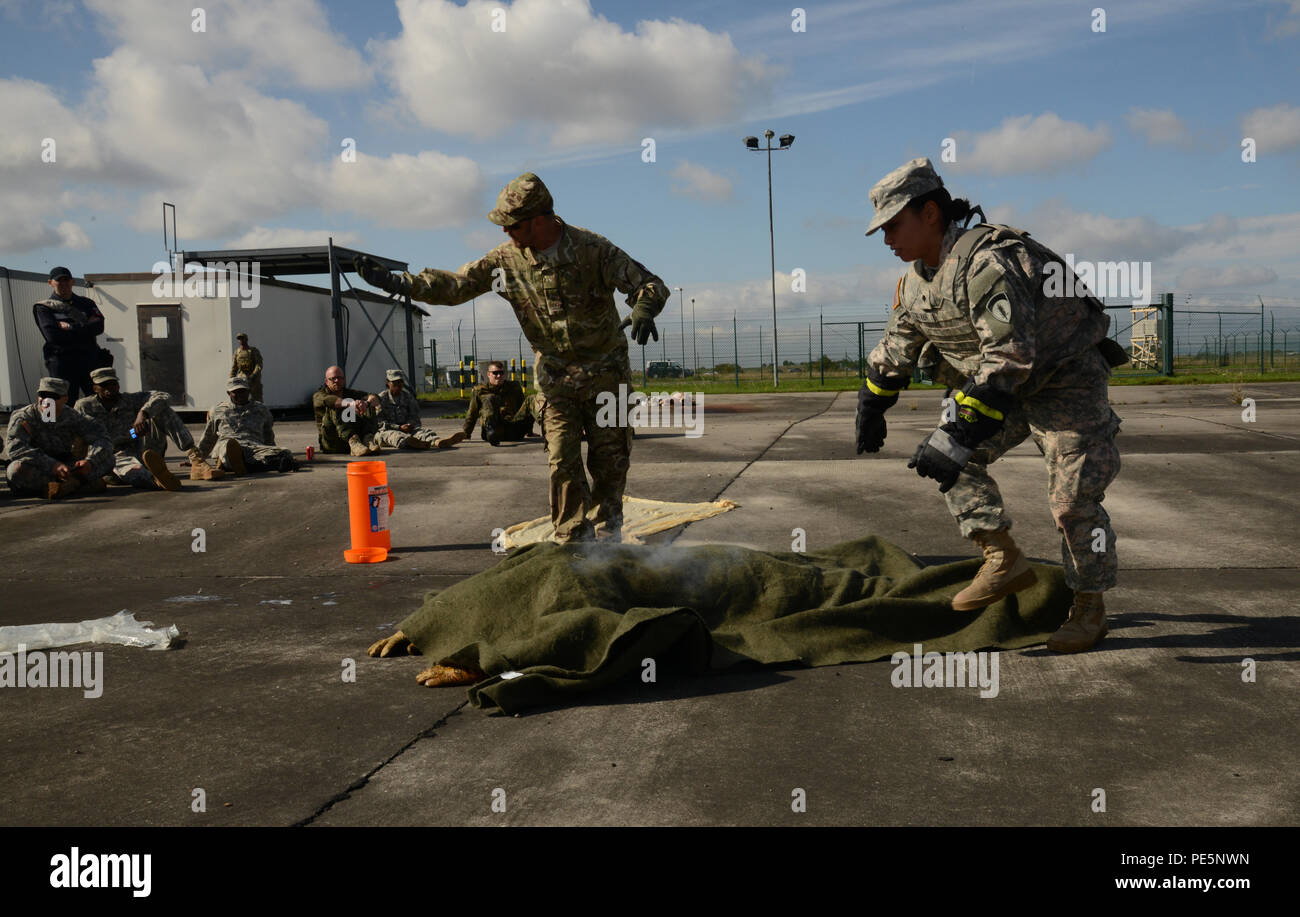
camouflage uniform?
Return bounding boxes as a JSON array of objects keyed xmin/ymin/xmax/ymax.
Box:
[
  {"xmin": 231, "ymin": 345, "xmax": 264, "ymax": 403},
  {"xmin": 462, "ymin": 378, "xmax": 532, "ymax": 440},
  {"xmin": 395, "ymin": 174, "xmax": 669, "ymax": 541},
  {"xmin": 866, "ymin": 168, "xmax": 1121, "ymax": 593},
  {"xmin": 375, "ymin": 385, "xmax": 442, "ymax": 447},
  {"xmin": 74, "ymin": 390, "xmax": 195, "ymax": 487},
  {"xmin": 197, "ymin": 399, "xmax": 291, "ymax": 470},
  {"xmin": 312, "ymin": 385, "xmax": 379, "ymax": 453},
  {"xmin": 4, "ymin": 398, "xmax": 113, "ymax": 496}
]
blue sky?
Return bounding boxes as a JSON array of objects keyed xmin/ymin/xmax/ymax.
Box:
[{"xmin": 3, "ymin": 0, "xmax": 1299, "ymax": 358}]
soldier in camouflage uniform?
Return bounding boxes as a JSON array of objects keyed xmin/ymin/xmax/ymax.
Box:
[
  {"xmin": 856, "ymin": 158, "xmax": 1123, "ymax": 654},
  {"xmin": 462, "ymin": 360, "xmax": 534, "ymax": 445},
  {"xmin": 230, "ymin": 333, "xmax": 264, "ymax": 403},
  {"xmin": 197, "ymin": 376, "xmax": 296, "ymax": 474},
  {"xmin": 357, "ymin": 172, "xmax": 669, "ymax": 542},
  {"xmin": 313, "ymin": 366, "xmax": 382, "ymax": 456},
  {"xmin": 375, "ymin": 369, "xmax": 459, "ymax": 449},
  {"xmin": 4, "ymin": 377, "xmax": 113, "ymax": 499},
  {"xmin": 74, "ymin": 366, "xmax": 222, "ymax": 490}
]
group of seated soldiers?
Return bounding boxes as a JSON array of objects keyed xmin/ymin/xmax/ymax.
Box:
[{"xmin": 2, "ymin": 359, "xmax": 539, "ymax": 499}]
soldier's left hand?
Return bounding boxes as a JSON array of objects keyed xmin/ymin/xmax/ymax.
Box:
[
  {"xmin": 133, "ymin": 413, "xmax": 148, "ymax": 436},
  {"xmin": 629, "ymin": 304, "xmax": 659, "ymax": 345},
  {"xmin": 908, "ymin": 429, "xmax": 971, "ymax": 494}
]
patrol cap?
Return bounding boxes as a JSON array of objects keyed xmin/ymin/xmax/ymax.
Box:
[
  {"xmin": 865, "ymin": 157, "xmax": 945, "ymax": 236},
  {"xmin": 487, "ymin": 172, "xmax": 554, "ymax": 227},
  {"xmin": 227, "ymin": 375, "xmax": 250, "ymax": 392},
  {"xmin": 49, "ymin": 266, "xmax": 72, "ymax": 280},
  {"xmin": 90, "ymin": 367, "xmax": 119, "ymax": 384},
  {"xmin": 38, "ymin": 377, "xmax": 69, "ymax": 397},
  {"xmin": 236, "ymin": 332, "xmax": 248, "ymax": 341},
  {"xmin": 385, "ymin": 369, "xmax": 406, "ymax": 382}
]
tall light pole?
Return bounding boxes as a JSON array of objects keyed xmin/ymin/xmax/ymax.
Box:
[
  {"xmin": 676, "ymin": 286, "xmax": 686, "ymax": 375},
  {"xmin": 691, "ymin": 297, "xmax": 697, "ymax": 376},
  {"xmin": 744, "ymin": 129, "xmax": 794, "ymax": 387}
]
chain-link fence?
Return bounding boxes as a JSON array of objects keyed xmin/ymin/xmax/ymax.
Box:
[{"xmin": 416, "ymin": 295, "xmax": 1300, "ymax": 392}]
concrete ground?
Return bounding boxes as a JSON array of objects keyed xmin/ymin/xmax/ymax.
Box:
[{"xmin": 1, "ymin": 381, "xmax": 1297, "ymax": 827}]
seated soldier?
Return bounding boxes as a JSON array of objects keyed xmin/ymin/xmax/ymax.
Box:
[
  {"xmin": 74, "ymin": 366, "xmax": 223, "ymax": 491},
  {"xmin": 3, "ymin": 377, "xmax": 113, "ymax": 499},
  {"xmin": 374, "ymin": 369, "xmax": 464, "ymax": 450},
  {"xmin": 313, "ymin": 365, "xmax": 382, "ymax": 456},
  {"xmin": 196, "ymin": 375, "xmax": 296, "ymax": 474},
  {"xmin": 462, "ymin": 360, "xmax": 534, "ymax": 446}
]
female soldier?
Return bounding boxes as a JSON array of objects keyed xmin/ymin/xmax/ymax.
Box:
[{"xmin": 855, "ymin": 158, "xmax": 1123, "ymax": 653}]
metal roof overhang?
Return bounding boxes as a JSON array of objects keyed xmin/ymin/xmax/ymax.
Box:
[{"xmin": 178, "ymin": 241, "xmax": 422, "ymax": 383}]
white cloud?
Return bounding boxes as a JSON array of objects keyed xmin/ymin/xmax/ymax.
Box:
[
  {"xmin": 1125, "ymin": 107, "xmax": 1191, "ymax": 148},
  {"xmin": 85, "ymin": 0, "xmax": 370, "ymax": 90},
  {"xmin": 374, "ymin": 0, "xmax": 768, "ymax": 147},
  {"xmin": 948, "ymin": 113, "xmax": 1112, "ymax": 175},
  {"xmin": 986, "ymin": 199, "xmax": 1194, "ymax": 262},
  {"xmin": 224, "ymin": 227, "xmax": 364, "ymax": 249},
  {"xmin": 1241, "ymin": 102, "xmax": 1300, "ymax": 153},
  {"xmin": 325, "ymin": 152, "xmax": 485, "ymax": 231},
  {"xmin": 670, "ymin": 161, "xmax": 733, "ymax": 201},
  {"xmin": 1176, "ymin": 265, "xmax": 1278, "ymax": 289}
]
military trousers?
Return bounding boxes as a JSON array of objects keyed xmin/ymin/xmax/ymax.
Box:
[
  {"xmin": 373, "ymin": 427, "xmax": 441, "ymax": 448},
  {"xmin": 318, "ymin": 408, "xmax": 378, "ymax": 453},
  {"xmin": 942, "ymin": 347, "xmax": 1122, "ymax": 592},
  {"xmin": 215, "ymin": 437, "xmax": 292, "ymax": 471},
  {"xmin": 540, "ymin": 366, "xmax": 632, "ymax": 542},
  {"xmin": 6, "ymin": 447, "xmax": 113, "ymax": 495}
]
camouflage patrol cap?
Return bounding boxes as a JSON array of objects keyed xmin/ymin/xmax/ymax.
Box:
[
  {"xmin": 90, "ymin": 367, "xmax": 119, "ymax": 384},
  {"xmin": 38, "ymin": 376, "xmax": 69, "ymax": 396},
  {"xmin": 865, "ymin": 157, "xmax": 944, "ymax": 236},
  {"xmin": 385, "ymin": 369, "xmax": 406, "ymax": 382},
  {"xmin": 487, "ymin": 172, "xmax": 554, "ymax": 227},
  {"xmin": 236, "ymin": 332, "xmax": 248, "ymax": 341},
  {"xmin": 227, "ymin": 375, "xmax": 250, "ymax": 391}
]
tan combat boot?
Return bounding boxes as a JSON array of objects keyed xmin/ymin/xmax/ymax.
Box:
[
  {"xmin": 951, "ymin": 528, "xmax": 1038, "ymax": 611},
  {"xmin": 348, "ymin": 436, "xmax": 369, "ymax": 457},
  {"xmin": 438, "ymin": 431, "xmax": 466, "ymax": 448},
  {"xmin": 142, "ymin": 450, "xmax": 182, "ymax": 491},
  {"xmin": 403, "ymin": 435, "xmax": 431, "ymax": 450},
  {"xmin": 222, "ymin": 439, "xmax": 247, "ymax": 475},
  {"xmin": 186, "ymin": 447, "xmax": 225, "ymax": 480},
  {"xmin": 1047, "ymin": 592, "xmax": 1108, "ymax": 653},
  {"xmin": 47, "ymin": 478, "xmax": 81, "ymax": 500}
]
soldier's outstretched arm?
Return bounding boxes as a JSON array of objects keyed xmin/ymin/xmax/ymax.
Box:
[
  {"xmin": 866, "ymin": 292, "xmax": 927, "ymax": 384},
  {"xmin": 406, "ymin": 254, "xmax": 497, "ymax": 307}
]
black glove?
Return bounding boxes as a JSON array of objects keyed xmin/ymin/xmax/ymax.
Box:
[
  {"xmin": 907, "ymin": 428, "xmax": 971, "ymax": 493},
  {"xmin": 354, "ymin": 256, "xmax": 409, "ymax": 296},
  {"xmin": 629, "ymin": 304, "xmax": 659, "ymax": 346},
  {"xmin": 948, "ymin": 382, "xmax": 1011, "ymax": 449},
  {"xmin": 855, "ymin": 375, "xmax": 903, "ymax": 454}
]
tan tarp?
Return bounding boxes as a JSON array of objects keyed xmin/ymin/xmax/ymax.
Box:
[{"xmin": 502, "ymin": 495, "xmax": 739, "ymax": 547}]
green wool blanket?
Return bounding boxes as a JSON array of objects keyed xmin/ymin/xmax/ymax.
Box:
[{"xmin": 399, "ymin": 536, "xmax": 1071, "ymax": 714}]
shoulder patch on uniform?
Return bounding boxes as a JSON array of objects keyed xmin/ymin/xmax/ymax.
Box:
[{"xmin": 986, "ymin": 292, "xmax": 1012, "ymax": 324}]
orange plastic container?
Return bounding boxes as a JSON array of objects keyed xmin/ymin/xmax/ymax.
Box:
[{"xmin": 344, "ymin": 461, "xmax": 395, "ymax": 563}]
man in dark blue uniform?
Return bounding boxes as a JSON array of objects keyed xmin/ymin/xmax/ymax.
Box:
[{"xmin": 34, "ymin": 266, "xmax": 109, "ymax": 403}]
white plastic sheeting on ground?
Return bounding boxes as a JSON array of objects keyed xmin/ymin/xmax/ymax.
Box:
[{"xmin": 0, "ymin": 610, "xmax": 181, "ymax": 653}]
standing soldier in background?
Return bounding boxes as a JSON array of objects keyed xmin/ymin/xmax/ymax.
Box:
[
  {"xmin": 462, "ymin": 360, "xmax": 534, "ymax": 445},
  {"xmin": 856, "ymin": 158, "xmax": 1124, "ymax": 654},
  {"xmin": 197, "ymin": 376, "xmax": 296, "ymax": 474},
  {"xmin": 375, "ymin": 369, "xmax": 462, "ymax": 449},
  {"xmin": 4, "ymin": 377, "xmax": 113, "ymax": 499},
  {"xmin": 34, "ymin": 267, "xmax": 110, "ymax": 403},
  {"xmin": 230, "ymin": 333, "xmax": 264, "ymax": 403},
  {"xmin": 356, "ymin": 172, "xmax": 669, "ymax": 542},
  {"xmin": 74, "ymin": 366, "xmax": 223, "ymax": 490}
]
